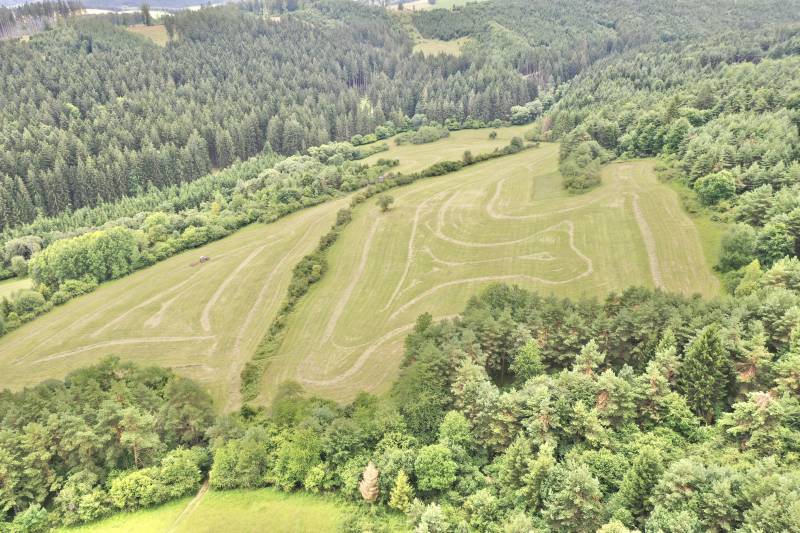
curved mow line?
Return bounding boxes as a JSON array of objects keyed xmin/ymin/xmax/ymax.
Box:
[
  {"xmin": 201, "ymin": 244, "xmax": 268, "ymax": 332},
  {"xmin": 90, "ymin": 240, "xmax": 262, "ymax": 339},
  {"xmin": 300, "ymin": 314, "xmax": 460, "ymax": 387},
  {"xmin": 486, "ymin": 176, "xmax": 606, "ymax": 220},
  {"xmin": 28, "ymin": 336, "xmax": 215, "ymax": 364},
  {"xmin": 425, "ymin": 247, "xmax": 555, "ymax": 267},
  {"xmin": 388, "ymin": 221, "xmax": 593, "ymax": 321},
  {"xmin": 300, "ymin": 323, "xmax": 414, "ymax": 386},
  {"xmin": 321, "ymin": 217, "xmax": 380, "ymax": 345},
  {"xmin": 427, "ymin": 219, "xmax": 533, "ymax": 248},
  {"xmin": 381, "ymin": 191, "xmax": 448, "ymax": 312},
  {"xmin": 144, "ymin": 295, "xmax": 180, "ymax": 328}
]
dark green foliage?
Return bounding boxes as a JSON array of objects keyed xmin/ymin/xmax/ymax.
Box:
[{"xmin": 678, "ymin": 325, "xmax": 731, "ymax": 423}]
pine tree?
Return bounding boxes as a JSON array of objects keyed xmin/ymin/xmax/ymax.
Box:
[
  {"xmin": 611, "ymin": 445, "xmax": 664, "ymax": 528},
  {"xmin": 543, "ymin": 462, "xmax": 604, "ymax": 533},
  {"xmin": 573, "ymin": 339, "xmax": 605, "ymax": 376}
]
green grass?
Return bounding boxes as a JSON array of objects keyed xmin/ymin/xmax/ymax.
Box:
[
  {"xmin": 0, "ymin": 125, "xmax": 527, "ymax": 410},
  {"xmin": 361, "ymin": 125, "xmax": 531, "ymax": 174},
  {"xmin": 258, "ymin": 154, "xmax": 720, "ymax": 404},
  {"xmin": 413, "ymin": 36, "xmax": 470, "ymax": 56},
  {"xmin": 62, "ymin": 497, "xmax": 189, "ymax": 532},
  {"xmin": 0, "ymin": 277, "xmax": 31, "ymax": 300},
  {"xmin": 0, "ymin": 198, "xmax": 349, "ymax": 410},
  {"xmin": 664, "ymin": 179, "xmax": 727, "ymax": 276},
  {"xmin": 127, "ymin": 24, "xmax": 169, "ymax": 46},
  {"xmin": 64, "ymin": 489, "xmax": 407, "ymax": 533},
  {"xmin": 0, "ymin": 128, "xmax": 720, "ymax": 412}
]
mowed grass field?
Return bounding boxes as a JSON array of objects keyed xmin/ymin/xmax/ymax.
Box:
[
  {"xmin": 0, "ymin": 197, "xmax": 348, "ymax": 409},
  {"xmin": 362, "ymin": 125, "xmax": 530, "ymax": 174},
  {"xmin": 63, "ymin": 488, "xmax": 402, "ymax": 533},
  {"xmin": 259, "ymin": 147, "xmax": 720, "ymax": 403},
  {"xmin": 127, "ymin": 24, "xmax": 169, "ymax": 46}
]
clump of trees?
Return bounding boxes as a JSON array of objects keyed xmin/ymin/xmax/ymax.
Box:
[
  {"xmin": 0, "ymin": 357, "xmax": 214, "ymax": 529},
  {"xmin": 394, "ymin": 125, "xmax": 450, "ymax": 145}
]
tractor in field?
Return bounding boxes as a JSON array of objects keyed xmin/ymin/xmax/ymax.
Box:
[{"xmin": 191, "ymin": 256, "xmax": 211, "ymax": 267}]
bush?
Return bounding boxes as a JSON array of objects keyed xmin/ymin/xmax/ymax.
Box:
[
  {"xmin": 395, "ymin": 126, "xmax": 450, "ymax": 146},
  {"xmin": 694, "ymin": 170, "xmax": 736, "ymax": 205},
  {"xmin": 10, "ymin": 255, "xmax": 27, "ymax": 278},
  {"xmin": 109, "ymin": 468, "xmax": 166, "ymax": 510},
  {"xmin": 414, "ymin": 444, "xmax": 457, "ymax": 492},
  {"xmin": 12, "ymin": 289, "xmax": 46, "ymax": 316}
]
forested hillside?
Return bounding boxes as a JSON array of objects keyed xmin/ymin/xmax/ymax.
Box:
[
  {"xmin": 411, "ymin": 0, "xmax": 800, "ymax": 86},
  {"xmin": 3, "ymin": 0, "xmax": 800, "ymax": 530},
  {"xmin": 0, "ymin": 0, "xmax": 531, "ymax": 231}
]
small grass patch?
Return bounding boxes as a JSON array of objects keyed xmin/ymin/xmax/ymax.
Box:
[
  {"xmin": 61, "ymin": 497, "xmax": 189, "ymax": 532},
  {"xmin": 0, "ymin": 277, "xmax": 32, "ymax": 300},
  {"xmin": 127, "ymin": 24, "xmax": 169, "ymax": 46},
  {"xmin": 413, "ymin": 36, "xmax": 469, "ymax": 56}
]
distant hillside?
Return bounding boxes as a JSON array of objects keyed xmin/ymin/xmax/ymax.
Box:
[{"xmin": 0, "ymin": 0, "xmax": 225, "ymax": 7}]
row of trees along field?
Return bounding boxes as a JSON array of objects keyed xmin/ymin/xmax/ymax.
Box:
[
  {"xmin": 0, "ymin": 0, "xmax": 534, "ymax": 232},
  {"xmin": 0, "ymin": 130, "xmax": 405, "ymax": 336},
  {"xmin": 544, "ymin": 26, "xmax": 800, "ymax": 290},
  {"xmin": 3, "ymin": 281, "xmax": 800, "ymax": 531}
]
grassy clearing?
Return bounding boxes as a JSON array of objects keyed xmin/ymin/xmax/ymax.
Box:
[
  {"xmin": 0, "ymin": 128, "xmax": 719, "ymax": 413},
  {"xmin": 64, "ymin": 489, "xmax": 407, "ymax": 533},
  {"xmin": 127, "ymin": 24, "xmax": 169, "ymax": 46},
  {"xmin": 0, "ymin": 198, "xmax": 348, "ymax": 409},
  {"xmin": 361, "ymin": 125, "xmax": 531, "ymax": 174},
  {"xmin": 413, "ymin": 36, "xmax": 470, "ymax": 56},
  {"xmin": 259, "ymin": 152, "xmax": 720, "ymax": 404},
  {"xmin": 0, "ymin": 277, "xmax": 31, "ymax": 300}
]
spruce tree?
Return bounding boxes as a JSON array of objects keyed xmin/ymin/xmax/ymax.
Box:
[{"xmin": 678, "ymin": 325, "xmax": 730, "ymax": 423}]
